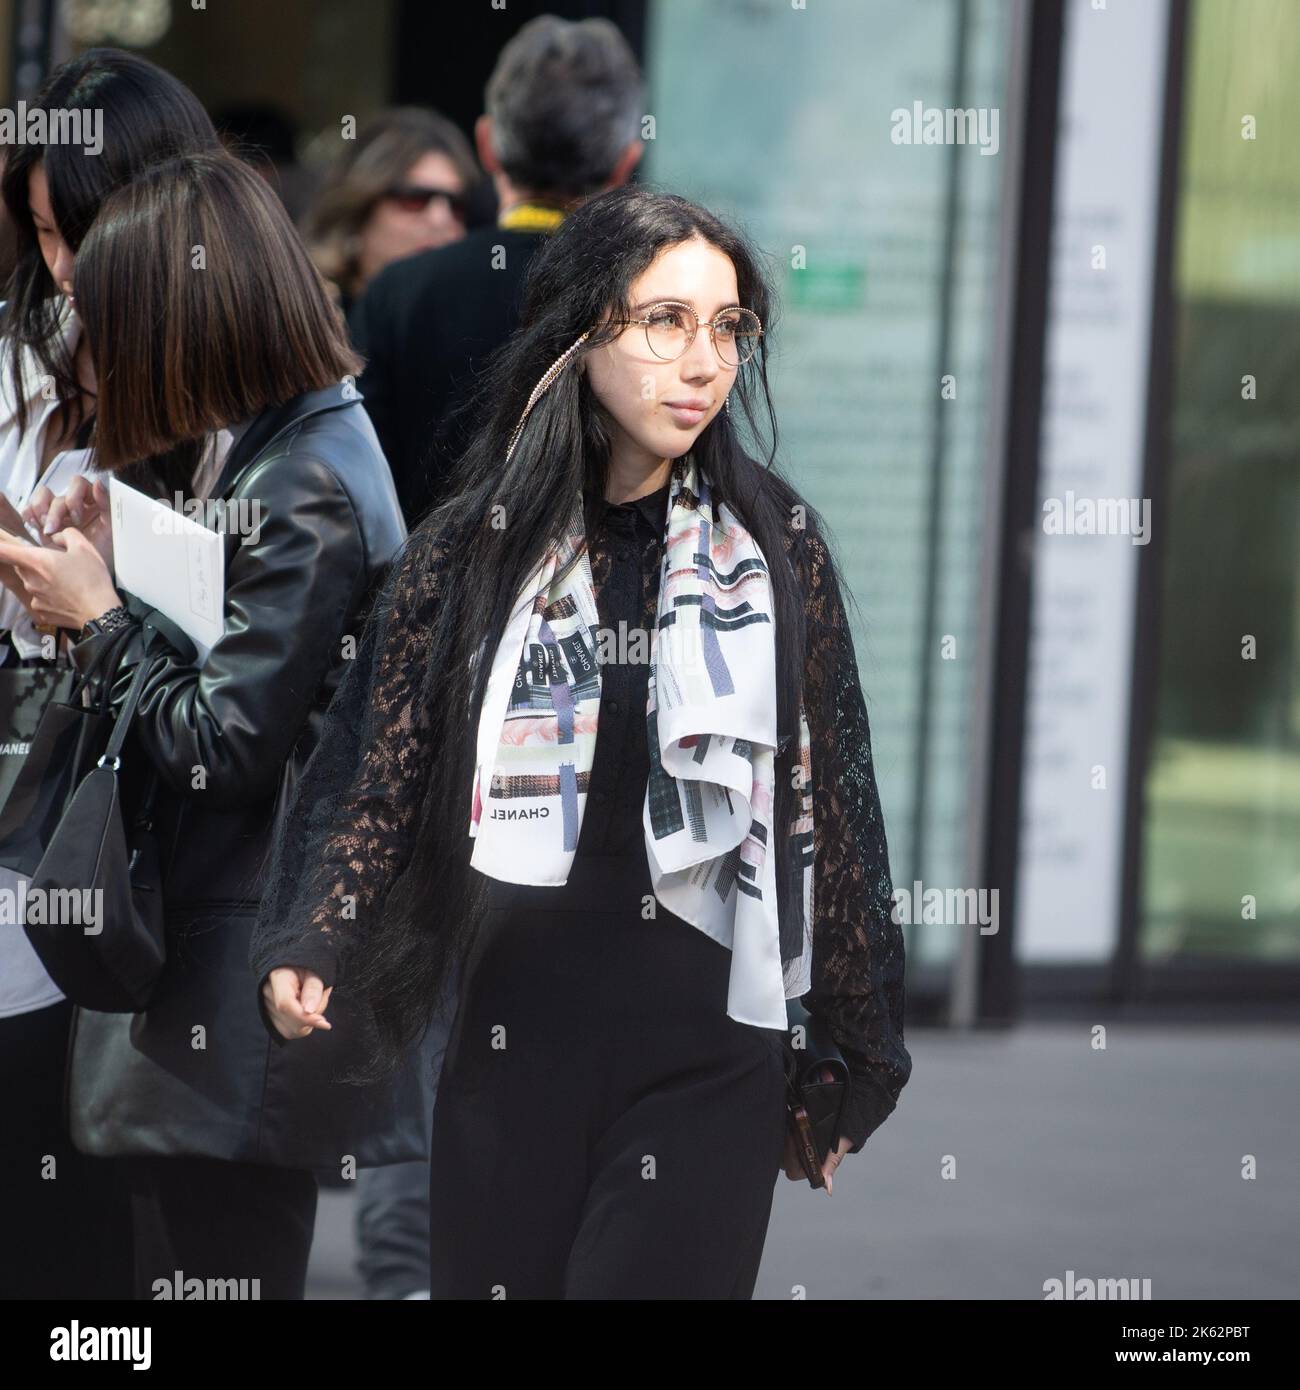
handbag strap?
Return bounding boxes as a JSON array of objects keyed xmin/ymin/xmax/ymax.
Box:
[
  {"xmin": 69, "ymin": 622, "xmax": 136, "ymax": 715},
  {"xmin": 96, "ymin": 610, "xmax": 199, "ymax": 772},
  {"xmin": 96, "ymin": 652, "xmax": 154, "ymax": 771}
]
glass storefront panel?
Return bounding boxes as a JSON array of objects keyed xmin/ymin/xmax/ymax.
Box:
[
  {"xmin": 644, "ymin": 0, "xmax": 1017, "ymax": 969},
  {"xmin": 1139, "ymin": 0, "xmax": 1300, "ymax": 963}
]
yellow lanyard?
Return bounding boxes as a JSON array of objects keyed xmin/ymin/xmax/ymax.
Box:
[{"xmin": 497, "ymin": 202, "xmax": 567, "ymax": 234}]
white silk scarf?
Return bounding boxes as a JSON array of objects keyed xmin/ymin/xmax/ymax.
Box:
[{"xmin": 467, "ymin": 453, "xmax": 813, "ymax": 1029}]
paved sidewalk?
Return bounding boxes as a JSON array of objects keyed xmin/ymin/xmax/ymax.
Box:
[{"xmin": 307, "ymin": 1025, "xmax": 1300, "ymax": 1300}]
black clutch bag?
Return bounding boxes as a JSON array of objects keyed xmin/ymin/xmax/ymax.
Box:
[{"xmin": 779, "ymin": 997, "xmax": 850, "ymax": 1188}]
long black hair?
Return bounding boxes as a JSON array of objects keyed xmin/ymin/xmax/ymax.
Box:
[
  {"xmin": 0, "ymin": 47, "xmax": 220, "ymax": 441},
  {"xmin": 345, "ymin": 183, "xmax": 850, "ymax": 1082}
]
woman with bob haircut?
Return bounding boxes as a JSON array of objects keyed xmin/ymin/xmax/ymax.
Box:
[
  {"xmin": 0, "ymin": 46, "xmax": 222, "ymax": 1301},
  {"xmin": 252, "ymin": 183, "xmax": 912, "ymax": 1299},
  {"xmin": 0, "ymin": 149, "xmax": 428, "ymax": 1301}
]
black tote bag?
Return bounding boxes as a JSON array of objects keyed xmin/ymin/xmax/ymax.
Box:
[
  {"xmin": 0, "ymin": 659, "xmax": 77, "ymax": 808},
  {"xmin": 0, "ymin": 624, "xmax": 135, "ymax": 875}
]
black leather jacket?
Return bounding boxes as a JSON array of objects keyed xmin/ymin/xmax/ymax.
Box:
[{"xmin": 62, "ymin": 384, "xmax": 436, "ymax": 1169}]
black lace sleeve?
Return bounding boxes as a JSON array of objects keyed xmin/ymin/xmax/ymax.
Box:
[
  {"xmin": 248, "ymin": 532, "xmax": 444, "ymax": 1001},
  {"xmin": 799, "ymin": 531, "xmax": 912, "ymax": 1154}
]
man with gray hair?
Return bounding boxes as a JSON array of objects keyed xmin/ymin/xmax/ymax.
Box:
[{"xmin": 351, "ymin": 14, "xmax": 644, "ymax": 525}]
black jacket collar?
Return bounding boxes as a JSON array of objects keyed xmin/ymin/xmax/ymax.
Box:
[{"xmin": 212, "ymin": 381, "xmax": 361, "ymax": 499}]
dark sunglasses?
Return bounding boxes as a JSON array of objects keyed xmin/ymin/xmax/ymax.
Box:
[{"xmin": 382, "ymin": 184, "xmax": 469, "ymax": 219}]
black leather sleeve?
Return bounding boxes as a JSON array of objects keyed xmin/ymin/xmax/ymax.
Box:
[{"xmin": 69, "ymin": 451, "xmax": 369, "ymax": 807}]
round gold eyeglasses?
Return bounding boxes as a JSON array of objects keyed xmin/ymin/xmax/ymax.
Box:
[{"xmin": 614, "ymin": 300, "xmax": 763, "ymax": 368}]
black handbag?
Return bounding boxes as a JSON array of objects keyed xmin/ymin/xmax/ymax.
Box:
[
  {"xmin": 780, "ymin": 997, "xmax": 851, "ymax": 1188},
  {"xmin": 22, "ymin": 613, "xmax": 193, "ymax": 1013},
  {"xmin": 0, "ymin": 657, "xmax": 76, "ymax": 808},
  {"xmin": 0, "ymin": 624, "xmax": 135, "ymax": 874}
]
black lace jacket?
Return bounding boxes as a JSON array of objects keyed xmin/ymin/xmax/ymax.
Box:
[{"xmin": 250, "ymin": 482, "xmax": 912, "ymax": 1153}]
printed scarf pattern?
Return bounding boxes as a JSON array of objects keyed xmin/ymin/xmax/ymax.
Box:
[{"xmin": 467, "ymin": 454, "xmax": 814, "ymax": 1028}]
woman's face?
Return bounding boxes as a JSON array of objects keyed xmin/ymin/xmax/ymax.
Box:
[
  {"xmin": 28, "ymin": 162, "xmax": 76, "ymax": 303},
  {"xmin": 357, "ymin": 149, "xmax": 467, "ymax": 289},
  {"xmin": 584, "ymin": 236, "xmax": 744, "ymax": 471}
]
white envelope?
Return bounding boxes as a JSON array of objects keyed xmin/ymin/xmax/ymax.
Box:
[{"xmin": 109, "ymin": 477, "xmax": 225, "ymax": 662}]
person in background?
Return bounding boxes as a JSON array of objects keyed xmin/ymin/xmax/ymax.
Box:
[
  {"xmin": 303, "ymin": 107, "xmax": 479, "ymax": 321},
  {"xmin": 0, "ymin": 150, "xmax": 429, "ymax": 1301},
  {"xmin": 0, "ymin": 46, "xmax": 223, "ymax": 1301},
  {"xmin": 351, "ymin": 15, "xmax": 644, "ymax": 527}
]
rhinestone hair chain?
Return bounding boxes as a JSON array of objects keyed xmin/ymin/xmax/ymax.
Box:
[{"xmin": 504, "ymin": 330, "xmax": 592, "ymax": 463}]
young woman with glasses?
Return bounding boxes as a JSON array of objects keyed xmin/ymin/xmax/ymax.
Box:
[{"xmin": 253, "ymin": 183, "xmax": 911, "ymax": 1300}]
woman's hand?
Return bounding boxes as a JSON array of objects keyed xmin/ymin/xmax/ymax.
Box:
[
  {"xmin": 25, "ymin": 475, "xmax": 114, "ymax": 570},
  {"xmin": 0, "ymin": 527, "xmax": 121, "ymax": 629},
  {"xmin": 0, "ymin": 552, "xmax": 37, "ymax": 614},
  {"xmin": 781, "ymin": 1131, "xmax": 853, "ymax": 1194},
  {"xmin": 262, "ymin": 967, "xmax": 334, "ymax": 1041}
]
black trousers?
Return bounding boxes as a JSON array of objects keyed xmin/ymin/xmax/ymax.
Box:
[
  {"xmin": 0, "ymin": 998, "xmax": 133, "ymax": 1300},
  {"xmin": 427, "ymin": 855, "xmax": 788, "ymax": 1299},
  {"xmin": 122, "ymin": 1154, "xmax": 318, "ymax": 1300}
]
